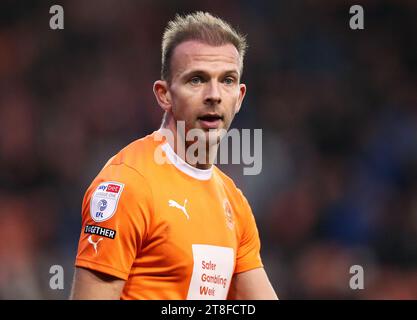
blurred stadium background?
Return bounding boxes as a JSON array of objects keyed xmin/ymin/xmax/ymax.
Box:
[{"xmin": 1, "ymin": 0, "xmax": 416, "ymax": 299}]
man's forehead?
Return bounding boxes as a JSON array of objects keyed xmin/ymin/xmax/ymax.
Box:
[{"xmin": 171, "ymin": 40, "xmax": 241, "ymax": 73}]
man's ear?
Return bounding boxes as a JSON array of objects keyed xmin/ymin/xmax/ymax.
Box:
[
  {"xmin": 235, "ymin": 83, "xmax": 246, "ymax": 114},
  {"xmin": 153, "ymin": 80, "xmax": 172, "ymax": 112}
]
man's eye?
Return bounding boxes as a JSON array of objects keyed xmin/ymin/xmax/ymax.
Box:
[
  {"xmin": 223, "ymin": 77, "xmax": 235, "ymax": 85},
  {"xmin": 189, "ymin": 77, "xmax": 202, "ymax": 85}
]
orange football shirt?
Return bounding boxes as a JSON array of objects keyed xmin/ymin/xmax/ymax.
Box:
[{"xmin": 75, "ymin": 130, "xmax": 263, "ymax": 299}]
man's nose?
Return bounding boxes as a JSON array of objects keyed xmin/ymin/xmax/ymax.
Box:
[{"xmin": 204, "ymin": 80, "xmax": 221, "ymax": 105}]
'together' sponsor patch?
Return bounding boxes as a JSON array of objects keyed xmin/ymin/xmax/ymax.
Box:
[
  {"xmin": 84, "ymin": 225, "xmax": 116, "ymax": 239},
  {"xmin": 90, "ymin": 181, "xmax": 124, "ymax": 222}
]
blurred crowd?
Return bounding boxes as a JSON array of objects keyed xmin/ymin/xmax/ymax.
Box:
[{"xmin": 1, "ymin": 0, "xmax": 416, "ymax": 299}]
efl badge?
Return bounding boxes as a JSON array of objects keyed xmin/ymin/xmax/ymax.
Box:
[{"xmin": 90, "ymin": 181, "xmax": 124, "ymax": 222}]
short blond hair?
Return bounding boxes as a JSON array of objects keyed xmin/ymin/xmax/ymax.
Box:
[{"xmin": 161, "ymin": 11, "xmax": 247, "ymax": 82}]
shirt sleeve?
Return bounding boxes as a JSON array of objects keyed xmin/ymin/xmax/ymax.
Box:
[
  {"xmin": 75, "ymin": 163, "xmax": 153, "ymax": 280},
  {"xmin": 234, "ymin": 189, "xmax": 264, "ymax": 274}
]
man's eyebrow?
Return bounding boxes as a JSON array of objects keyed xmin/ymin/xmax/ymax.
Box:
[
  {"xmin": 223, "ymin": 70, "xmax": 240, "ymax": 76},
  {"xmin": 181, "ymin": 70, "xmax": 208, "ymax": 77},
  {"xmin": 181, "ymin": 69, "xmax": 240, "ymax": 78}
]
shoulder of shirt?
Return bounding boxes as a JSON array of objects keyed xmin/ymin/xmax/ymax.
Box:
[
  {"xmin": 212, "ymin": 166, "xmax": 245, "ymax": 199},
  {"xmin": 212, "ymin": 167, "xmax": 252, "ymax": 228},
  {"xmin": 102, "ymin": 131, "xmax": 161, "ymax": 178}
]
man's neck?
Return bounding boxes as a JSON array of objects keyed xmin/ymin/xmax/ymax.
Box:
[{"xmin": 161, "ymin": 122, "xmax": 219, "ymax": 170}]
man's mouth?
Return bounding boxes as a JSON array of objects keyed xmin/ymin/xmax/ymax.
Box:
[{"xmin": 197, "ymin": 114, "xmax": 224, "ymax": 129}]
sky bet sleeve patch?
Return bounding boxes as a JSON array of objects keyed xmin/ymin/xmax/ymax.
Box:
[{"xmin": 90, "ymin": 181, "xmax": 124, "ymax": 222}]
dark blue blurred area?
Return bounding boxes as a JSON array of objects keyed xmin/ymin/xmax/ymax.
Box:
[{"xmin": 1, "ymin": 0, "xmax": 416, "ymax": 299}]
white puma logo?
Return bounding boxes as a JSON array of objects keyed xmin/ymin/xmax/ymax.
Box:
[
  {"xmin": 88, "ymin": 235, "xmax": 103, "ymax": 254},
  {"xmin": 168, "ymin": 199, "xmax": 189, "ymax": 220}
]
